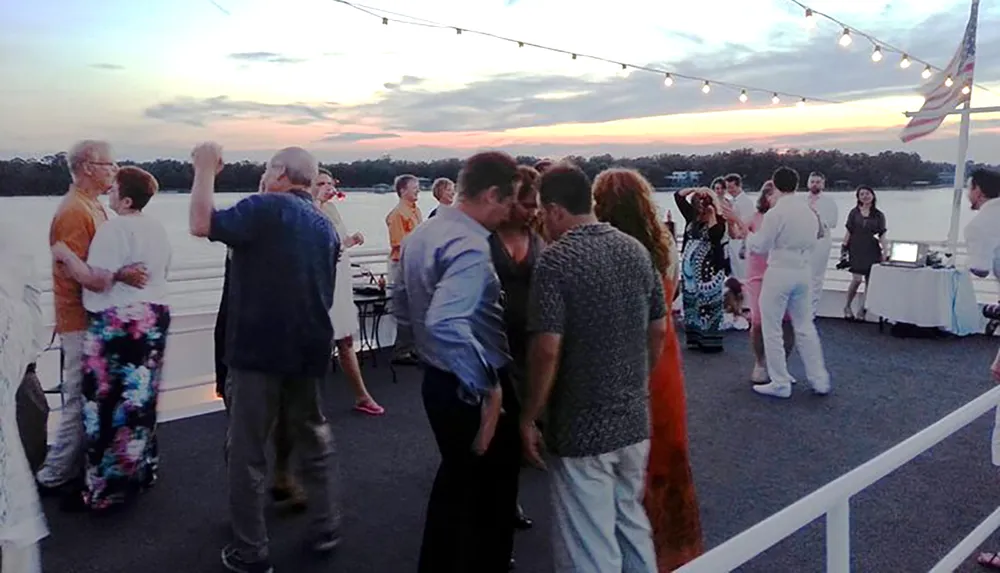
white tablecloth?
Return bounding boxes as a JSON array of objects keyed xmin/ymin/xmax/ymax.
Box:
[{"xmin": 866, "ymin": 265, "xmax": 980, "ymax": 335}]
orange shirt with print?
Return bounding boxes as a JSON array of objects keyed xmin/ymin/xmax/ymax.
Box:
[
  {"xmin": 50, "ymin": 187, "xmax": 108, "ymax": 333},
  {"xmin": 386, "ymin": 201, "xmax": 423, "ymax": 262}
]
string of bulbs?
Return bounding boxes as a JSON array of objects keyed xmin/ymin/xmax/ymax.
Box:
[
  {"xmin": 788, "ymin": 0, "xmax": 985, "ymax": 96},
  {"xmin": 331, "ymin": 0, "xmax": 857, "ymax": 110}
]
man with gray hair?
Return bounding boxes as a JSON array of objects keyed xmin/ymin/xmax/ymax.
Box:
[
  {"xmin": 189, "ymin": 143, "xmax": 341, "ymax": 573},
  {"xmin": 37, "ymin": 140, "xmax": 145, "ymax": 501}
]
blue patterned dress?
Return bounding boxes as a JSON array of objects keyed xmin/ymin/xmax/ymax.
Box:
[
  {"xmin": 674, "ymin": 192, "xmax": 730, "ymax": 352},
  {"xmin": 81, "ymin": 302, "xmax": 171, "ymax": 510}
]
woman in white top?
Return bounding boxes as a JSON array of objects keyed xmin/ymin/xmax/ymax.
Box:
[
  {"xmin": 0, "ymin": 226, "xmax": 48, "ymax": 573},
  {"xmin": 314, "ymin": 169, "xmax": 384, "ymax": 415},
  {"xmin": 51, "ymin": 166, "xmax": 172, "ymax": 512}
]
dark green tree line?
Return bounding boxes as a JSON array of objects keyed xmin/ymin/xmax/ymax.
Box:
[{"xmin": 0, "ymin": 148, "xmax": 968, "ymax": 197}]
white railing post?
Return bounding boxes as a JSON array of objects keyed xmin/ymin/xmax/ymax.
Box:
[{"xmin": 826, "ymin": 500, "xmax": 851, "ymax": 572}]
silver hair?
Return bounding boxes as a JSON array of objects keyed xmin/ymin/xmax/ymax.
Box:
[
  {"xmin": 67, "ymin": 140, "xmax": 112, "ymax": 175},
  {"xmin": 270, "ymin": 147, "xmax": 318, "ymax": 187}
]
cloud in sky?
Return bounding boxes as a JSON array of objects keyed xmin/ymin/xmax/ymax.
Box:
[
  {"xmin": 228, "ymin": 52, "xmax": 308, "ymax": 65},
  {"xmin": 3, "ymin": 0, "xmax": 999, "ymax": 162},
  {"xmin": 319, "ymin": 132, "xmax": 402, "ymax": 142}
]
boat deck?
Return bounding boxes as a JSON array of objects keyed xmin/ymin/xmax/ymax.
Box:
[{"xmin": 39, "ymin": 319, "xmax": 1000, "ymax": 572}]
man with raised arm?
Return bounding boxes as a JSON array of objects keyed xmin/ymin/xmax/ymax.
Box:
[{"xmin": 188, "ymin": 142, "xmax": 341, "ymax": 573}]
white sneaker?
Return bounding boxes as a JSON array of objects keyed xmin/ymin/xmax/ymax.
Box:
[
  {"xmin": 750, "ymin": 365, "xmax": 769, "ymax": 383},
  {"xmin": 752, "ymin": 382, "xmax": 792, "ymax": 398},
  {"xmin": 811, "ymin": 378, "xmax": 831, "ymax": 396}
]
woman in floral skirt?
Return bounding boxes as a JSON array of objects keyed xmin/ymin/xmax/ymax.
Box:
[{"xmin": 52, "ymin": 166, "xmax": 171, "ymax": 512}]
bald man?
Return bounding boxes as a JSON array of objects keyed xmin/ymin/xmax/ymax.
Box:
[{"xmin": 190, "ymin": 143, "xmax": 342, "ymax": 573}]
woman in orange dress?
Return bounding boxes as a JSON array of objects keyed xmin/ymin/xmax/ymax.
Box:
[{"xmin": 594, "ymin": 168, "xmax": 704, "ymax": 571}]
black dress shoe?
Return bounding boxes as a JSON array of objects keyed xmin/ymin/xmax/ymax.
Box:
[{"xmin": 508, "ymin": 558, "xmax": 516, "ymax": 570}]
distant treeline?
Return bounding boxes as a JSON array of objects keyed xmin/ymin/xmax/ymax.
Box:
[{"xmin": 0, "ymin": 148, "xmax": 981, "ymax": 197}]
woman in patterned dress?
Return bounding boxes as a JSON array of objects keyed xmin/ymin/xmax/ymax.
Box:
[
  {"xmin": 51, "ymin": 166, "xmax": 171, "ymax": 512},
  {"xmin": 0, "ymin": 226, "xmax": 48, "ymax": 572},
  {"xmin": 674, "ymin": 187, "xmax": 745, "ymax": 352},
  {"xmin": 595, "ymin": 168, "xmax": 704, "ymax": 571}
]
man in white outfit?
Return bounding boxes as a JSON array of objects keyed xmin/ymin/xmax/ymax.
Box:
[
  {"xmin": 724, "ymin": 173, "xmax": 756, "ymax": 284},
  {"xmin": 806, "ymin": 172, "xmax": 838, "ymax": 317},
  {"xmin": 747, "ymin": 167, "xmax": 831, "ymax": 399}
]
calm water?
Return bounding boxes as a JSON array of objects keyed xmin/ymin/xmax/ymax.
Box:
[{"xmin": 0, "ymin": 188, "xmax": 970, "ymax": 313}]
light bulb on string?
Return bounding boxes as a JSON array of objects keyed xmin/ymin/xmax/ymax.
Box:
[
  {"xmin": 663, "ymin": 74, "xmax": 673, "ymax": 87},
  {"xmin": 962, "ymin": 84, "xmax": 971, "ymax": 95},
  {"xmin": 838, "ymin": 28, "xmax": 852, "ymax": 47},
  {"xmin": 921, "ymin": 66, "xmax": 932, "ymax": 79},
  {"xmin": 702, "ymin": 81, "xmax": 711, "ymax": 94},
  {"xmin": 899, "ymin": 55, "xmax": 911, "ymax": 69},
  {"xmin": 618, "ymin": 63, "xmax": 631, "ymax": 78},
  {"xmin": 797, "ymin": 98, "xmax": 806, "ymax": 108},
  {"xmin": 455, "ymin": 28, "xmax": 462, "ymax": 35},
  {"xmin": 771, "ymin": 93, "xmax": 780, "ymax": 105},
  {"xmin": 571, "ymin": 53, "xmax": 577, "ymax": 60},
  {"xmin": 871, "ymin": 46, "xmax": 883, "ymax": 62},
  {"xmin": 945, "ymin": 76, "xmax": 954, "ymax": 87},
  {"xmin": 382, "ymin": 17, "xmax": 388, "ymax": 25},
  {"xmin": 804, "ymin": 8, "xmax": 816, "ymax": 28},
  {"xmin": 517, "ymin": 41, "xmax": 524, "ymax": 48},
  {"xmin": 739, "ymin": 89, "xmax": 748, "ymax": 103}
]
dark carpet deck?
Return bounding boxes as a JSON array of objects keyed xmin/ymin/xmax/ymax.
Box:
[{"xmin": 39, "ymin": 319, "xmax": 1000, "ymax": 572}]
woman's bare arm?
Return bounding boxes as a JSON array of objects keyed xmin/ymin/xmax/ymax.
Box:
[{"xmin": 53, "ymin": 243, "xmax": 114, "ymax": 293}]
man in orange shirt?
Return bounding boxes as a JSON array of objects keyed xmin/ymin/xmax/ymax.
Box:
[
  {"xmin": 386, "ymin": 174, "xmax": 422, "ymax": 364},
  {"xmin": 37, "ymin": 141, "xmax": 145, "ymax": 497}
]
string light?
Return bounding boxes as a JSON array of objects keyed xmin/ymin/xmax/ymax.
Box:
[
  {"xmin": 331, "ymin": 0, "xmax": 870, "ymax": 112},
  {"xmin": 797, "ymin": 98, "xmax": 807, "ymax": 108},
  {"xmin": 788, "ymin": 0, "xmax": 996, "ymax": 97},
  {"xmin": 962, "ymin": 84, "xmax": 971, "ymax": 95},
  {"xmin": 803, "ymin": 8, "xmax": 816, "ymax": 28},
  {"xmin": 838, "ymin": 28, "xmax": 852, "ymax": 47},
  {"xmin": 945, "ymin": 76, "xmax": 954, "ymax": 87},
  {"xmin": 870, "ymin": 46, "xmax": 882, "ymax": 62}
]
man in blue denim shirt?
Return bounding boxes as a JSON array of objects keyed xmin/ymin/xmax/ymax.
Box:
[
  {"xmin": 394, "ymin": 151, "xmax": 523, "ymax": 573},
  {"xmin": 189, "ymin": 143, "xmax": 340, "ymax": 573}
]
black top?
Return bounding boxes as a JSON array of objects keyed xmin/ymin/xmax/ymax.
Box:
[
  {"xmin": 209, "ymin": 190, "xmax": 340, "ymax": 378},
  {"xmin": 488, "ymin": 230, "xmax": 545, "ymax": 372},
  {"xmin": 845, "ymin": 206, "xmax": 887, "ymax": 275}
]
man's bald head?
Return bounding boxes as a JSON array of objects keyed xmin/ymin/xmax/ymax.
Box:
[{"xmin": 263, "ymin": 146, "xmax": 319, "ymax": 192}]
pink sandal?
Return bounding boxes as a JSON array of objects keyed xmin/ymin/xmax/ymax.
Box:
[{"xmin": 353, "ymin": 399, "xmax": 385, "ymax": 416}]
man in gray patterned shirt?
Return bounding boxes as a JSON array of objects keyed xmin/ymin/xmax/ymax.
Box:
[{"xmin": 521, "ymin": 163, "xmax": 667, "ymax": 573}]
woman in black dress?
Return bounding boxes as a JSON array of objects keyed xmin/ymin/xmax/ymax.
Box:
[{"xmin": 842, "ymin": 186, "xmax": 886, "ymax": 321}]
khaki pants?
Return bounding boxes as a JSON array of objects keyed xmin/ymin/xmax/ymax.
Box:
[
  {"xmin": 225, "ymin": 369, "xmax": 340, "ymax": 562},
  {"xmin": 36, "ymin": 331, "xmax": 85, "ymax": 487}
]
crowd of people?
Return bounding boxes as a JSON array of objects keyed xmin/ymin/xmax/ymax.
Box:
[{"xmin": 2, "ymin": 138, "xmax": 1000, "ymax": 573}]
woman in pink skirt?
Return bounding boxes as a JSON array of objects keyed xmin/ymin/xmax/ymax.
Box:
[{"xmin": 746, "ymin": 181, "xmax": 795, "ymax": 383}]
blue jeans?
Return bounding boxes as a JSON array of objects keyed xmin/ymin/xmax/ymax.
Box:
[{"xmin": 550, "ymin": 440, "xmax": 657, "ymax": 573}]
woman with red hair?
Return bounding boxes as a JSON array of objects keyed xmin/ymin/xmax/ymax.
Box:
[{"xmin": 594, "ymin": 168, "xmax": 704, "ymax": 571}]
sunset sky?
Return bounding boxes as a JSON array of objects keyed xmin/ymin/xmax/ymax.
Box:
[{"xmin": 2, "ymin": 0, "xmax": 999, "ymax": 162}]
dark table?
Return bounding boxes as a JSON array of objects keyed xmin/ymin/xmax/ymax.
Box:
[{"xmin": 353, "ymin": 288, "xmax": 397, "ymax": 383}]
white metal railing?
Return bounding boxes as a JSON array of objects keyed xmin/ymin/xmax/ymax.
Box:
[{"xmin": 675, "ymin": 386, "xmax": 1000, "ymax": 573}]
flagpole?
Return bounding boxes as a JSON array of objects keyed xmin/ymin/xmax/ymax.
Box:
[{"xmin": 947, "ymin": 99, "xmax": 972, "ymax": 255}]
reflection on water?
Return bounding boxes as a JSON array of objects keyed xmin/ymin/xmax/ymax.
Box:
[{"xmin": 0, "ymin": 187, "xmax": 971, "ymax": 312}]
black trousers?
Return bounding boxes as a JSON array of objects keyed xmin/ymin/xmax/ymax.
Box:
[
  {"xmin": 418, "ymin": 366, "xmax": 521, "ymax": 573},
  {"xmin": 214, "ymin": 256, "xmax": 231, "ymax": 398}
]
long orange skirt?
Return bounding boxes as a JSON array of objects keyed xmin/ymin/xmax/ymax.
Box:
[{"xmin": 645, "ymin": 278, "xmax": 705, "ymax": 571}]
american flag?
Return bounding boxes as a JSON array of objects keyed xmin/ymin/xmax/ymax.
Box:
[{"xmin": 899, "ymin": 0, "xmax": 979, "ymax": 143}]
